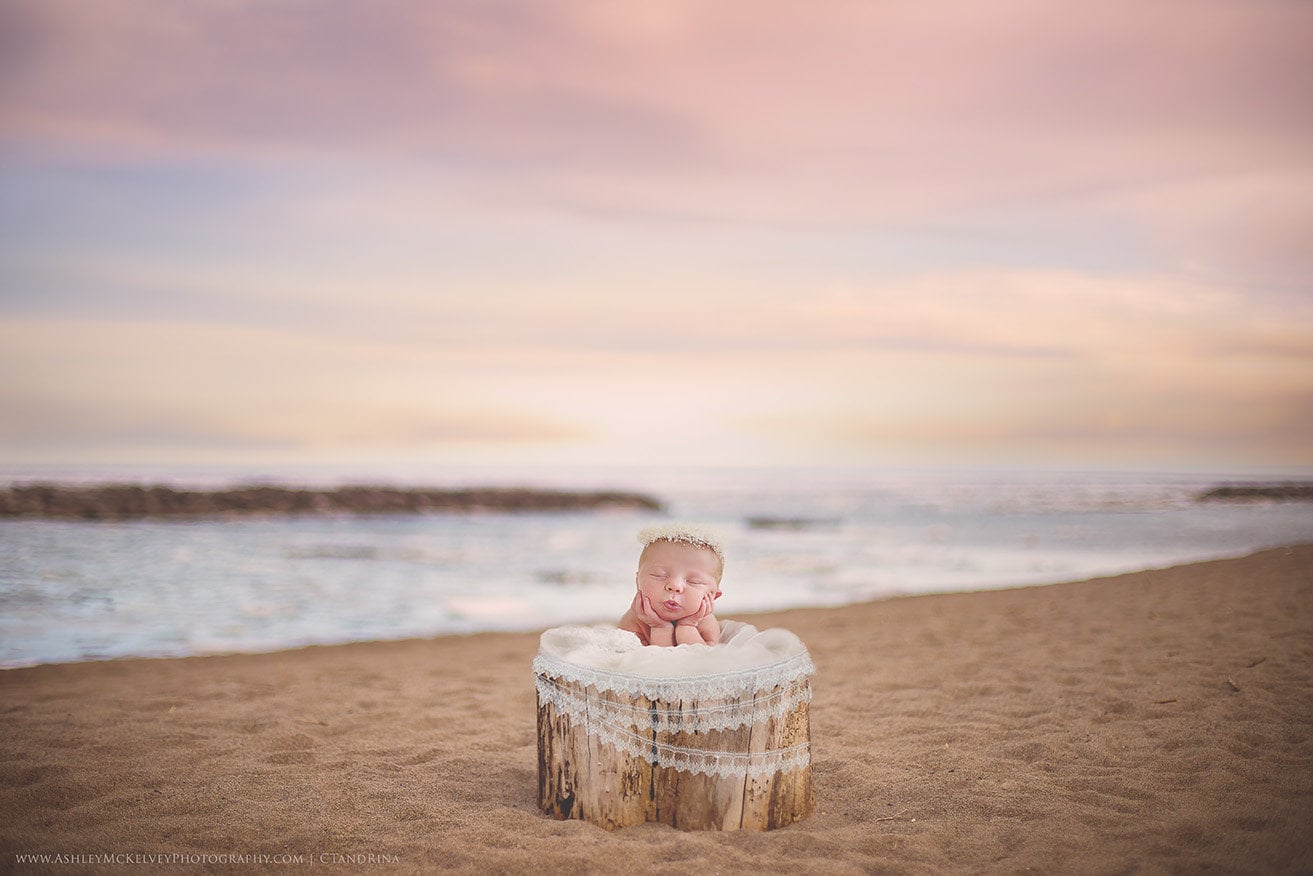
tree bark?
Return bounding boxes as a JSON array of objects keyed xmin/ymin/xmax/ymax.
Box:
[{"xmin": 537, "ymin": 678, "xmax": 813, "ymax": 831}]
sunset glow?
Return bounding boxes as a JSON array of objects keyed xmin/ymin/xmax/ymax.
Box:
[{"xmin": 2, "ymin": 1, "xmax": 1311, "ymax": 471}]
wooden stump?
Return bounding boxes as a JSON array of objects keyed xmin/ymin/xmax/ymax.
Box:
[{"xmin": 536, "ymin": 671, "xmax": 814, "ymax": 831}]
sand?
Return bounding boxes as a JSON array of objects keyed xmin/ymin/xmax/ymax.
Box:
[{"xmin": 2, "ymin": 545, "xmax": 1311, "ymax": 873}]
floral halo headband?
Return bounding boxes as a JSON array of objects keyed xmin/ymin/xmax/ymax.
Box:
[{"xmin": 637, "ymin": 523, "xmax": 726, "ymax": 564}]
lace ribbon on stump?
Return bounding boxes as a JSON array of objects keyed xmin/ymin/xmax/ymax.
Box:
[{"xmin": 533, "ymin": 622, "xmax": 814, "ymax": 779}]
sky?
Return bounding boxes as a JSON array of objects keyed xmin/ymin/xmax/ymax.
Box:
[{"xmin": 1, "ymin": 0, "xmax": 1311, "ymax": 474}]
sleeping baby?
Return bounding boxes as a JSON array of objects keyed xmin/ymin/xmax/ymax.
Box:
[{"xmin": 619, "ymin": 523, "xmax": 723, "ymax": 646}]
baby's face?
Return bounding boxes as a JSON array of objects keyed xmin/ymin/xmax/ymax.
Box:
[{"xmin": 636, "ymin": 540, "xmax": 722, "ymax": 622}]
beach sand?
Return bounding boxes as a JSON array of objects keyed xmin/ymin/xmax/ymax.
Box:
[{"xmin": 3, "ymin": 545, "xmax": 1310, "ymax": 873}]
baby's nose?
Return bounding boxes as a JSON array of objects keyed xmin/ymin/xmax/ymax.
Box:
[{"xmin": 665, "ymin": 579, "xmax": 683, "ymax": 591}]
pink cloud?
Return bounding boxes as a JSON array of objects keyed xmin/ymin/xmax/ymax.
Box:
[
  {"xmin": 5, "ymin": 1, "xmax": 1308, "ymax": 181},
  {"xmin": 4, "ymin": 0, "xmax": 1309, "ymax": 292},
  {"xmin": 2, "ymin": 0, "xmax": 1311, "ymax": 468}
]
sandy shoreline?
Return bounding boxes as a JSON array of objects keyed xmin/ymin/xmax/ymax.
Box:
[{"xmin": 3, "ymin": 545, "xmax": 1311, "ymax": 872}]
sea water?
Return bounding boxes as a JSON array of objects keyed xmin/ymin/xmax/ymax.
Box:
[{"xmin": 2, "ymin": 465, "xmax": 1310, "ymax": 668}]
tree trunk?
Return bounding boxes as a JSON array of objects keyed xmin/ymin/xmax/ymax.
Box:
[{"xmin": 536, "ymin": 676, "xmax": 813, "ymax": 831}]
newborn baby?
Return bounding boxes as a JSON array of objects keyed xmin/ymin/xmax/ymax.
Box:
[{"xmin": 619, "ymin": 524, "xmax": 723, "ymax": 646}]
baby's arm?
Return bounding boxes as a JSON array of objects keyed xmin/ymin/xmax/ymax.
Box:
[
  {"xmin": 618, "ymin": 605, "xmax": 650, "ymax": 645},
  {"xmin": 622, "ymin": 593, "xmax": 676, "ymax": 646},
  {"xmin": 673, "ymin": 594, "xmax": 720, "ymax": 645}
]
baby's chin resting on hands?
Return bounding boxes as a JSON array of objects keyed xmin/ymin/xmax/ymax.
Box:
[{"xmin": 625, "ymin": 592, "xmax": 719, "ymax": 646}]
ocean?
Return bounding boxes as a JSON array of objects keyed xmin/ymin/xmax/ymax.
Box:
[{"xmin": 2, "ymin": 464, "xmax": 1310, "ymax": 668}]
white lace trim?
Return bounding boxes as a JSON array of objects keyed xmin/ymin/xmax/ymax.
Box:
[
  {"xmin": 534, "ymin": 625, "xmax": 814, "ymax": 779},
  {"xmin": 534, "ymin": 673, "xmax": 812, "ymax": 734},
  {"xmin": 531, "ymin": 649, "xmax": 814, "ymax": 702},
  {"xmin": 590, "ymin": 721, "xmax": 811, "ymax": 779},
  {"xmin": 535, "ymin": 676, "xmax": 811, "ymax": 778}
]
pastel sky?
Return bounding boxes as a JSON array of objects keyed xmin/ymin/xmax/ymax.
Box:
[{"xmin": 2, "ymin": 0, "xmax": 1311, "ymax": 471}]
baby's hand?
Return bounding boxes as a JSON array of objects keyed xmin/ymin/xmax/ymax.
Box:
[
  {"xmin": 631, "ymin": 591, "xmax": 667, "ymax": 628},
  {"xmin": 675, "ymin": 592, "xmax": 714, "ymax": 627}
]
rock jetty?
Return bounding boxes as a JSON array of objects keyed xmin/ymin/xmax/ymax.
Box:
[
  {"xmin": 0, "ymin": 483, "xmax": 664, "ymax": 520},
  {"xmin": 1197, "ymin": 483, "xmax": 1313, "ymax": 502}
]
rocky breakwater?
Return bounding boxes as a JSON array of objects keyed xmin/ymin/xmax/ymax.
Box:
[
  {"xmin": 1197, "ymin": 483, "xmax": 1313, "ymax": 502},
  {"xmin": 0, "ymin": 483, "xmax": 664, "ymax": 520}
]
